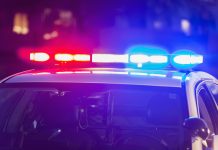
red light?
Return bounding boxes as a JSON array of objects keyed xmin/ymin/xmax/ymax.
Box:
[
  {"xmin": 30, "ymin": 52, "xmax": 50, "ymax": 62},
  {"xmin": 55, "ymin": 53, "xmax": 74, "ymax": 61},
  {"xmin": 74, "ymin": 54, "xmax": 90, "ymax": 61}
]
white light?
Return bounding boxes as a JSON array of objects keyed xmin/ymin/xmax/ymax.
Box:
[
  {"xmin": 173, "ymin": 55, "xmax": 203, "ymax": 64},
  {"xmin": 130, "ymin": 55, "xmax": 149, "ymax": 63},
  {"xmin": 74, "ymin": 54, "xmax": 90, "ymax": 61},
  {"xmin": 191, "ymin": 55, "xmax": 203, "ymax": 64},
  {"xmin": 181, "ymin": 19, "xmax": 191, "ymax": 34},
  {"xmin": 149, "ymin": 55, "xmax": 168, "ymax": 63},
  {"xmin": 130, "ymin": 54, "xmax": 168, "ymax": 64},
  {"xmin": 30, "ymin": 52, "xmax": 50, "ymax": 62},
  {"xmin": 92, "ymin": 54, "xmax": 129, "ymax": 63},
  {"xmin": 55, "ymin": 54, "xmax": 74, "ymax": 61}
]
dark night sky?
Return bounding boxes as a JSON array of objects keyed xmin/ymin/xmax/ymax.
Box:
[{"xmin": 0, "ymin": 0, "xmax": 218, "ymax": 78}]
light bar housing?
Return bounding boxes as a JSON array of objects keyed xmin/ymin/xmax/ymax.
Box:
[{"xmin": 26, "ymin": 50, "xmax": 203, "ymax": 70}]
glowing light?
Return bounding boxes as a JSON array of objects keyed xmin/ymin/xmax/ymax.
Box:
[
  {"xmin": 30, "ymin": 52, "xmax": 50, "ymax": 62},
  {"xmin": 43, "ymin": 31, "xmax": 59, "ymax": 40},
  {"xmin": 43, "ymin": 33, "xmax": 51, "ymax": 40},
  {"xmin": 51, "ymin": 31, "xmax": 58, "ymax": 38},
  {"xmin": 130, "ymin": 55, "xmax": 149, "ymax": 63},
  {"xmin": 149, "ymin": 55, "xmax": 168, "ymax": 63},
  {"xmin": 181, "ymin": 19, "xmax": 191, "ymax": 35},
  {"xmin": 13, "ymin": 13, "xmax": 29, "ymax": 35},
  {"xmin": 74, "ymin": 54, "xmax": 90, "ymax": 61},
  {"xmin": 173, "ymin": 55, "xmax": 203, "ymax": 64},
  {"xmin": 130, "ymin": 55, "xmax": 168, "ymax": 63},
  {"xmin": 92, "ymin": 54, "xmax": 129, "ymax": 63},
  {"xmin": 171, "ymin": 50, "xmax": 203, "ymax": 69},
  {"xmin": 55, "ymin": 54, "xmax": 74, "ymax": 61}
]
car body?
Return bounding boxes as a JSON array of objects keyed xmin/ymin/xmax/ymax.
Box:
[{"xmin": 0, "ymin": 67, "xmax": 217, "ymax": 150}]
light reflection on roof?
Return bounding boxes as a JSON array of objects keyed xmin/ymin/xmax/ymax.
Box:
[{"xmin": 4, "ymin": 68, "xmax": 186, "ymax": 87}]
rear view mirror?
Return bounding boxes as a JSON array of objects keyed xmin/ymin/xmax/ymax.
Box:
[{"xmin": 183, "ymin": 117, "xmax": 210, "ymax": 141}]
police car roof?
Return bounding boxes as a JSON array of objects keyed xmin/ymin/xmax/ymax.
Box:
[{"xmin": 2, "ymin": 68, "xmax": 187, "ymax": 88}]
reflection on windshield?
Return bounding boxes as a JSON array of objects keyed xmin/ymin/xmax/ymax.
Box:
[{"xmin": 0, "ymin": 85, "xmax": 187, "ymax": 150}]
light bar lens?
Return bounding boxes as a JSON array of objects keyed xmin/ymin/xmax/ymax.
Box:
[
  {"xmin": 130, "ymin": 55, "xmax": 168, "ymax": 63},
  {"xmin": 55, "ymin": 54, "xmax": 74, "ymax": 62},
  {"xmin": 130, "ymin": 54, "xmax": 168, "ymax": 68},
  {"xmin": 92, "ymin": 54, "xmax": 129, "ymax": 63},
  {"xmin": 130, "ymin": 55, "xmax": 149, "ymax": 63},
  {"xmin": 173, "ymin": 55, "xmax": 203, "ymax": 64},
  {"xmin": 74, "ymin": 54, "xmax": 90, "ymax": 61},
  {"xmin": 30, "ymin": 52, "xmax": 50, "ymax": 62},
  {"xmin": 54, "ymin": 54, "xmax": 90, "ymax": 62},
  {"xmin": 171, "ymin": 50, "xmax": 203, "ymax": 69},
  {"xmin": 149, "ymin": 55, "xmax": 168, "ymax": 63}
]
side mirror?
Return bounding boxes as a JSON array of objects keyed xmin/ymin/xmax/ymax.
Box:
[
  {"xmin": 213, "ymin": 135, "xmax": 218, "ymax": 150},
  {"xmin": 183, "ymin": 117, "xmax": 210, "ymax": 140}
]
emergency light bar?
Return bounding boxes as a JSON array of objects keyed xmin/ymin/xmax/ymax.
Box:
[{"xmin": 27, "ymin": 50, "xmax": 203, "ymax": 70}]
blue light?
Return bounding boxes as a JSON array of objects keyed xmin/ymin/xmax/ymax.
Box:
[
  {"xmin": 127, "ymin": 45, "xmax": 169, "ymax": 69},
  {"xmin": 171, "ymin": 50, "xmax": 203, "ymax": 69}
]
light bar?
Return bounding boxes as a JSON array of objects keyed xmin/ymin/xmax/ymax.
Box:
[
  {"xmin": 92, "ymin": 54, "xmax": 129, "ymax": 63},
  {"xmin": 27, "ymin": 49, "xmax": 203, "ymax": 70},
  {"xmin": 55, "ymin": 54, "xmax": 74, "ymax": 62},
  {"xmin": 30, "ymin": 52, "xmax": 50, "ymax": 62},
  {"xmin": 173, "ymin": 55, "xmax": 203, "ymax": 64}
]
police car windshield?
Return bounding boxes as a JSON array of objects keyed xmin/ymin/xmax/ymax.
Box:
[{"xmin": 0, "ymin": 83, "xmax": 187, "ymax": 150}]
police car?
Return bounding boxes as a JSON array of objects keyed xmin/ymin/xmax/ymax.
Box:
[{"xmin": 0, "ymin": 48, "xmax": 218, "ymax": 150}]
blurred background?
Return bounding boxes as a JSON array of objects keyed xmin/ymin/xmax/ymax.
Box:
[{"xmin": 0, "ymin": 0, "xmax": 218, "ymax": 78}]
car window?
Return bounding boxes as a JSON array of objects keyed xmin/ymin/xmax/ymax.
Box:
[
  {"xmin": 0, "ymin": 88, "xmax": 25, "ymax": 131},
  {"xmin": 0, "ymin": 84, "xmax": 186, "ymax": 150},
  {"xmin": 197, "ymin": 88, "xmax": 216, "ymax": 135},
  {"xmin": 207, "ymin": 82, "xmax": 218, "ymax": 110}
]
